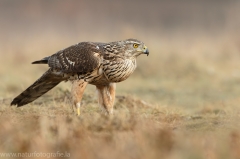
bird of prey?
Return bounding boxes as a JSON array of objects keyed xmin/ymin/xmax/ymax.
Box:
[{"xmin": 11, "ymin": 39, "xmax": 149, "ymax": 115}]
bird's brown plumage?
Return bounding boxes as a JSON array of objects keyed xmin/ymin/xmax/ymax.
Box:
[
  {"xmin": 11, "ymin": 39, "xmax": 149, "ymax": 114},
  {"xmin": 11, "ymin": 69, "xmax": 63, "ymax": 106}
]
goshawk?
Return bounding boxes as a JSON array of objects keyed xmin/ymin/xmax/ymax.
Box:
[{"xmin": 11, "ymin": 39, "xmax": 149, "ymax": 115}]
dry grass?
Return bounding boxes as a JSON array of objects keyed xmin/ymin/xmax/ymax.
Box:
[
  {"xmin": 1, "ymin": 36, "xmax": 240, "ymax": 159},
  {"xmin": 2, "ymin": 38, "xmax": 240, "ymax": 158},
  {"xmin": 1, "ymin": 90, "xmax": 240, "ymax": 159}
]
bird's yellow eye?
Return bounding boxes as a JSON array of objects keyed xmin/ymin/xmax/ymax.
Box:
[{"xmin": 133, "ymin": 43, "xmax": 139, "ymax": 48}]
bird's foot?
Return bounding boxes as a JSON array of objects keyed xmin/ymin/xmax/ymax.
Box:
[
  {"xmin": 76, "ymin": 102, "xmax": 81, "ymax": 116},
  {"xmin": 77, "ymin": 107, "xmax": 80, "ymax": 116}
]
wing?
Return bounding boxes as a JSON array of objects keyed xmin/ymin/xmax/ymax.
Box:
[{"xmin": 48, "ymin": 42, "xmax": 103, "ymax": 74}]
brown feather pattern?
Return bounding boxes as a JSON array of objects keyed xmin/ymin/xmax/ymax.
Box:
[
  {"xmin": 11, "ymin": 39, "xmax": 149, "ymax": 107},
  {"xmin": 11, "ymin": 69, "xmax": 63, "ymax": 106}
]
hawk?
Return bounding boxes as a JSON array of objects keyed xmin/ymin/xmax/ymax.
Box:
[{"xmin": 11, "ymin": 39, "xmax": 149, "ymax": 115}]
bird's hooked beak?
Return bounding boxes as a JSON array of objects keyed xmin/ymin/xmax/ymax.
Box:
[{"xmin": 143, "ymin": 45, "xmax": 149, "ymax": 56}]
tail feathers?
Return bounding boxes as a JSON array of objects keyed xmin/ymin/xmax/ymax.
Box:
[
  {"xmin": 11, "ymin": 69, "xmax": 63, "ymax": 107},
  {"xmin": 32, "ymin": 57, "xmax": 49, "ymax": 64}
]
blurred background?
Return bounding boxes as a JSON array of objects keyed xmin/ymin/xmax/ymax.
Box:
[
  {"xmin": 2, "ymin": 1, "xmax": 240, "ymax": 158},
  {"xmin": 1, "ymin": 0, "xmax": 240, "ymax": 110}
]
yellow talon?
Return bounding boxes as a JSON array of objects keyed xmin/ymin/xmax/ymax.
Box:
[{"xmin": 77, "ymin": 107, "xmax": 80, "ymax": 116}]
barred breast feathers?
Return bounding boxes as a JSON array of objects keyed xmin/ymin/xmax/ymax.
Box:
[{"xmin": 102, "ymin": 58, "xmax": 137, "ymax": 83}]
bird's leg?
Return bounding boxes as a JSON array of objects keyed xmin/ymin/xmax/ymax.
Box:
[
  {"xmin": 96, "ymin": 83, "xmax": 116, "ymax": 115},
  {"xmin": 71, "ymin": 80, "xmax": 88, "ymax": 116},
  {"xmin": 108, "ymin": 83, "xmax": 116, "ymax": 107}
]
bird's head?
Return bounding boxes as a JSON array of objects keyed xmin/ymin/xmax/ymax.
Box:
[
  {"xmin": 122, "ymin": 39, "xmax": 149, "ymax": 57},
  {"xmin": 103, "ymin": 39, "xmax": 149, "ymax": 58}
]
